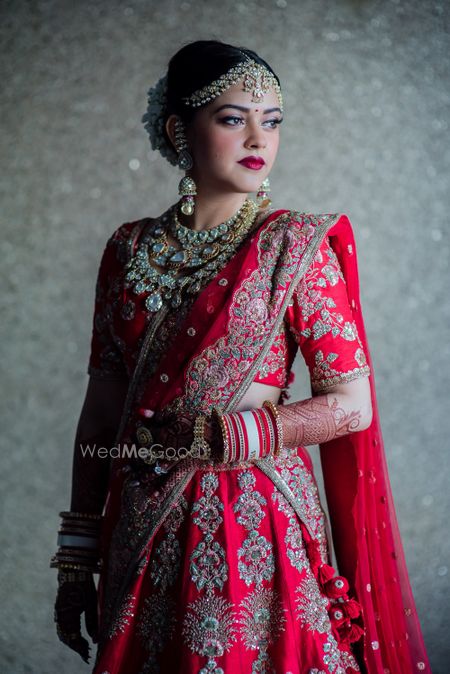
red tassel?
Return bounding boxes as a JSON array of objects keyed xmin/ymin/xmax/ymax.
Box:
[
  {"xmin": 324, "ymin": 575, "xmax": 349, "ymax": 598},
  {"xmin": 343, "ymin": 598, "xmax": 362, "ymax": 619},
  {"xmin": 338, "ymin": 622, "xmax": 365, "ymax": 644},
  {"xmin": 318, "ymin": 563, "xmax": 336, "ymax": 584}
]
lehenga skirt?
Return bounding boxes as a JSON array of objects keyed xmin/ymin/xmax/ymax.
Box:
[{"xmin": 92, "ymin": 447, "xmax": 364, "ymax": 674}]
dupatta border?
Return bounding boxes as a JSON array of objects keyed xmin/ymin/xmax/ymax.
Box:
[{"xmin": 223, "ymin": 211, "xmax": 341, "ymax": 415}]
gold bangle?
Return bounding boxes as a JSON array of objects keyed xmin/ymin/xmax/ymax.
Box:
[
  {"xmin": 211, "ymin": 407, "xmax": 230, "ymax": 463},
  {"xmin": 262, "ymin": 400, "xmax": 283, "ymax": 457},
  {"xmin": 190, "ymin": 415, "xmax": 211, "ymax": 460}
]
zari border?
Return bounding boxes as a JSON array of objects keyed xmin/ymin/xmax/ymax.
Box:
[
  {"xmin": 254, "ymin": 456, "xmax": 320, "ymax": 541},
  {"xmin": 224, "ymin": 211, "xmax": 341, "ymax": 415},
  {"xmin": 103, "ymin": 465, "xmax": 197, "ymax": 639}
]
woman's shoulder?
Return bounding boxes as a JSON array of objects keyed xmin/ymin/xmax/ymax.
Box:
[
  {"xmin": 105, "ymin": 215, "xmax": 156, "ymax": 252},
  {"xmin": 280, "ymin": 209, "xmax": 350, "ymax": 226},
  {"xmin": 272, "ymin": 209, "xmax": 354, "ymax": 243}
]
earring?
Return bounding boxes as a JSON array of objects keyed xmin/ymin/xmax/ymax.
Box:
[
  {"xmin": 256, "ymin": 176, "xmax": 271, "ymax": 208},
  {"xmin": 174, "ymin": 118, "xmax": 197, "ymax": 215}
]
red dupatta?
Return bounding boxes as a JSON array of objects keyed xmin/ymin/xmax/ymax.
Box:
[
  {"xmin": 318, "ymin": 217, "xmax": 432, "ymax": 673},
  {"xmin": 105, "ymin": 207, "xmax": 431, "ymax": 674}
]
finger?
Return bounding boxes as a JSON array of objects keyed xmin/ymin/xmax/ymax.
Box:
[
  {"xmin": 70, "ymin": 635, "xmax": 91, "ymax": 663},
  {"xmin": 138, "ymin": 407, "xmax": 154, "ymax": 418},
  {"xmin": 56, "ymin": 623, "xmax": 90, "ymax": 662},
  {"xmin": 85, "ymin": 594, "xmax": 99, "ymax": 643}
]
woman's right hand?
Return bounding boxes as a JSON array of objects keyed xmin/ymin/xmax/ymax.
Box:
[{"xmin": 54, "ymin": 569, "xmax": 98, "ymax": 663}]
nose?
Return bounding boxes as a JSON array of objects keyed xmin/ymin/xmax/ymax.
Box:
[{"xmin": 244, "ymin": 119, "xmax": 267, "ymax": 150}]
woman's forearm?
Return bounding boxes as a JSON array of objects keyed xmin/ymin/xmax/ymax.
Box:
[
  {"xmin": 69, "ymin": 426, "xmax": 115, "ymax": 514},
  {"xmin": 69, "ymin": 378, "xmax": 129, "ymax": 514},
  {"xmin": 276, "ymin": 386, "xmax": 373, "ymax": 448}
]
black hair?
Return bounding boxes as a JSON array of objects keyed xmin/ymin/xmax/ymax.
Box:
[{"xmin": 163, "ymin": 39, "xmax": 281, "ymax": 144}]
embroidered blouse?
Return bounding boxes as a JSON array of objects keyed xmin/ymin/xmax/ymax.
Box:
[
  {"xmin": 253, "ymin": 235, "xmax": 370, "ymax": 392},
  {"xmin": 87, "ymin": 222, "xmax": 371, "ymax": 394}
]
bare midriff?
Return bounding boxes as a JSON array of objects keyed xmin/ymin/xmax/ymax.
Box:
[{"xmin": 234, "ymin": 381, "xmax": 282, "ymax": 413}]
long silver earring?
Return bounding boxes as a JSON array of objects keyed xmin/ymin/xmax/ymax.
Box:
[
  {"xmin": 256, "ymin": 176, "xmax": 271, "ymax": 208},
  {"xmin": 174, "ymin": 118, "xmax": 197, "ymax": 216}
]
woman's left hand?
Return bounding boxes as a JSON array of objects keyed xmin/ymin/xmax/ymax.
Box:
[{"xmin": 136, "ymin": 407, "xmax": 221, "ymax": 465}]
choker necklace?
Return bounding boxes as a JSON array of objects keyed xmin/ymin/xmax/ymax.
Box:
[
  {"xmin": 124, "ymin": 198, "xmax": 259, "ymax": 313},
  {"xmin": 171, "ymin": 201, "xmax": 247, "ymax": 247}
]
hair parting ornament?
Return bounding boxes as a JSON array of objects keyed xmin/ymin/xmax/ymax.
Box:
[{"xmin": 180, "ymin": 52, "xmax": 284, "ymax": 110}]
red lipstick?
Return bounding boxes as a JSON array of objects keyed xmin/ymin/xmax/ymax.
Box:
[{"xmin": 238, "ymin": 155, "xmax": 265, "ymax": 170}]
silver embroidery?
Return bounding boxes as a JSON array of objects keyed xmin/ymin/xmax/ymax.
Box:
[
  {"xmin": 182, "ymin": 472, "xmax": 237, "ymax": 669},
  {"xmin": 136, "ymin": 495, "xmax": 189, "ymax": 671},
  {"xmin": 234, "ymin": 470, "xmax": 286, "ymax": 673}
]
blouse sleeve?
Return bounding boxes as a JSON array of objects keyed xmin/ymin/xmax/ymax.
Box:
[
  {"xmin": 87, "ymin": 232, "xmax": 129, "ymax": 380},
  {"xmin": 285, "ymin": 234, "xmax": 371, "ymax": 394}
]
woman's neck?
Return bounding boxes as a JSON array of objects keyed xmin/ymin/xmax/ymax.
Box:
[{"xmin": 178, "ymin": 190, "xmax": 250, "ymax": 232}]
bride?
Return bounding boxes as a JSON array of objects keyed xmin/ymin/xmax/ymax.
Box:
[{"xmin": 51, "ymin": 39, "xmax": 431, "ymax": 674}]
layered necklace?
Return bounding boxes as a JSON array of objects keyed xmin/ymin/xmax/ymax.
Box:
[{"xmin": 124, "ymin": 198, "xmax": 260, "ymax": 313}]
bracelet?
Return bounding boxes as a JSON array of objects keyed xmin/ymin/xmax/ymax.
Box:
[
  {"xmin": 51, "ymin": 511, "xmax": 104, "ymax": 574},
  {"xmin": 211, "ymin": 407, "xmax": 230, "ymax": 463},
  {"xmin": 57, "ymin": 569, "xmax": 91, "ymax": 583},
  {"xmin": 211, "ymin": 405, "xmax": 279, "ymax": 463},
  {"xmin": 50, "ymin": 553, "xmax": 103, "ymax": 573},
  {"xmin": 59, "ymin": 511, "xmax": 103, "ymax": 521},
  {"xmin": 262, "ymin": 400, "xmax": 284, "ymax": 457},
  {"xmin": 190, "ymin": 415, "xmax": 212, "ymax": 460}
]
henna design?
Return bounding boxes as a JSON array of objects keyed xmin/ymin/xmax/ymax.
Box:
[{"xmin": 276, "ymin": 393, "xmax": 363, "ymax": 448}]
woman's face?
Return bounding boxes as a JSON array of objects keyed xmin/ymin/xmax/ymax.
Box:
[{"xmin": 184, "ymin": 80, "xmax": 283, "ymax": 196}]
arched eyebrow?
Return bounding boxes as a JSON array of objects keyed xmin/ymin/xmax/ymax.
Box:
[{"xmin": 213, "ymin": 104, "xmax": 282, "ymax": 115}]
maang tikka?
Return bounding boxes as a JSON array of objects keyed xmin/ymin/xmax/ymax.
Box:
[{"xmin": 174, "ymin": 117, "xmax": 197, "ymax": 216}]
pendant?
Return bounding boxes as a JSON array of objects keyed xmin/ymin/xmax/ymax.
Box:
[{"xmin": 145, "ymin": 292, "xmax": 163, "ymax": 312}]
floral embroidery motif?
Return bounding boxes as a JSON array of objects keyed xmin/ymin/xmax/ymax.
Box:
[
  {"xmin": 136, "ymin": 495, "xmax": 189, "ymax": 672},
  {"xmin": 269, "ymin": 449, "xmax": 330, "ymax": 562},
  {"xmin": 295, "ymin": 574, "xmax": 331, "ymax": 633},
  {"xmin": 287, "ymin": 236, "xmax": 371, "ymax": 393},
  {"xmin": 254, "ymin": 321, "xmax": 289, "ymax": 387},
  {"xmin": 271, "ymin": 486, "xmax": 309, "ymax": 574},
  {"xmin": 234, "ymin": 470, "xmax": 286, "ymax": 672},
  {"xmin": 137, "ymin": 594, "xmax": 177, "ymax": 672},
  {"xmin": 321, "ymin": 633, "xmax": 347, "ymax": 673},
  {"xmin": 107, "ymin": 592, "xmax": 136, "ymax": 638},
  {"xmin": 182, "ymin": 472, "xmax": 237, "ymax": 669},
  {"xmin": 182, "ymin": 593, "xmax": 236, "ymax": 660}
]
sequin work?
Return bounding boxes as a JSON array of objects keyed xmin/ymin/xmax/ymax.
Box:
[
  {"xmin": 90, "ymin": 209, "xmax": 367, "ymax": 674},
  {"xmin": 94, "ymin": 465, "xmax": 361, "ymax": 673}
]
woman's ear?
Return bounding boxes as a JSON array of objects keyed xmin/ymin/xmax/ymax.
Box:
[{"xmin": 165, "ymin": 114, "xmax": 179, "ymax": 152}]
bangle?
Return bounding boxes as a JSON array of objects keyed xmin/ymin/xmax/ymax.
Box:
[
  {"xmin": 262, "ymin": 400, "xmax": 283, "ymax": 457},
  {"xmin": 210, "ymin": 406, "xmax": 278, "ymax": 463},
  {"xmin": 211, "ymin": 407, "xmax": 230, "ymax": 463},
  {"xmin": 59, "ymin": 511, "xmax": 103, "ymax": 521},
  {"xmin": 190, "ymin": 415, "xmax": 212, "ymax": 460},
  {"xmin": 51, "ymin": 511, "xmax": 104, "ymax": 574},
  {"xmin": 51, "ymin": 558, "xmax": 102, "ymax": 573}
]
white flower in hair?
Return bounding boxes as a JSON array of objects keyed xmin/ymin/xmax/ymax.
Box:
[{"xmin": 141, "ymin": 74, "xmax": 179, "ymax": 167}]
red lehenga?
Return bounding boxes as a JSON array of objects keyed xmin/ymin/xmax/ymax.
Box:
[{"xmin": 87, "ymin": 207, "xmax": 431, "ymax": 674}]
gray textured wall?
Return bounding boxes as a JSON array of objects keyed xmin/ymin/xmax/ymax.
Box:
[{"xmin": 1, "ymin": 1, "xmax": 448, "ymax": 672}]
